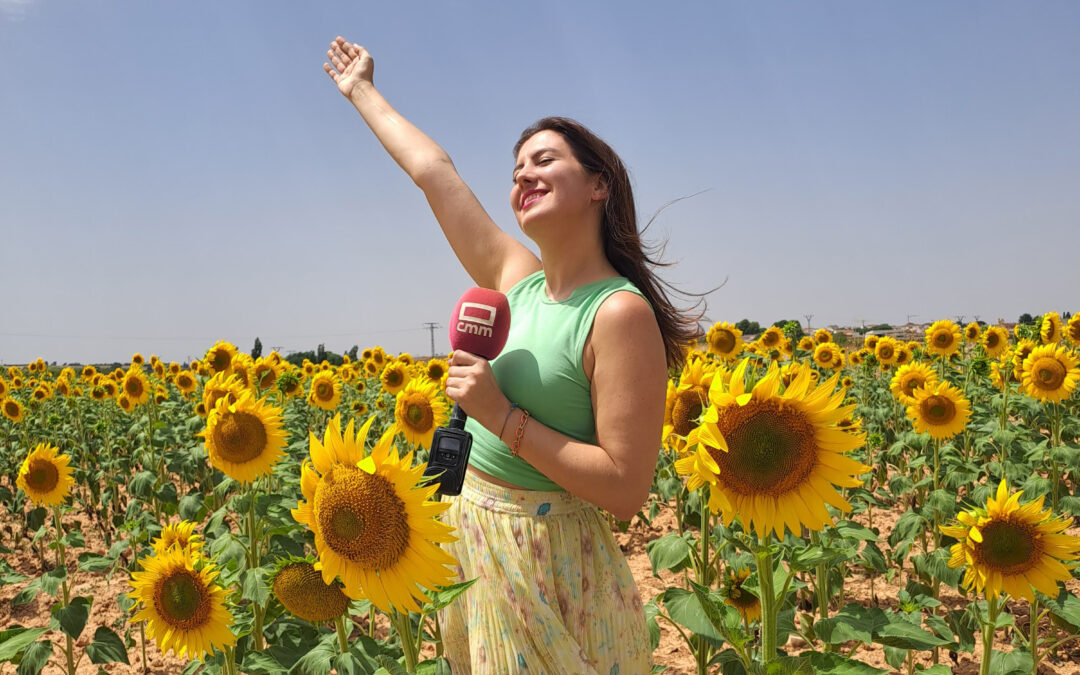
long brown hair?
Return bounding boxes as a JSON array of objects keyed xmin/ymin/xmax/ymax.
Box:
[{"xmin": 514, "ymin": 117, "xmax": 703, "ymax": 368}]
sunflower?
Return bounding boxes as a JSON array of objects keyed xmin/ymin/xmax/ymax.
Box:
[
  {"xmin": 32, "ymin": 385, "xmax": 51, "ymax": 402},
  {"xmin": 1066, "ymin": 314, "xmax": 1080, "ymax": 346},
  {"xmin": 195, "ymin": 402, "xmax": 208, "ymax": 417},
  {"xmin": 705, "ymin": 322, "xmax": 744, "ymax": 361},
  {"xmin": 890, "ymin": 363, "xmax": 938, "ymax": 406},
  {"xmin": 154, "ymin": 387, "xmax": 168, "ymax": 405},
  {"xmin": 0, "ymin": 379, "xmax": 8, "ymax": 399},
  {"xmin": 152, "ymin": 361, "xmax": 166, "ymax": 379},
  {"xmin": 152, "ymin": 520, "xmax": 203, "ymax": 557},
  {"xmin": 864, "ymin": 335, "xmax": 880, "ymax": 351},
  {"xmin": 169, "ymin": 362, "xmax": 181, "ymax": 375},
  {"xmin": 663, "ymin": 359, "xmax": 717, "ymax": 450},
  {"xmin": 121, "ymin": 366, "xmax": 150, "ymax": 406},
  {"xmin": 253, "ymin": 360, "xmax": 279, "ymax": 391},
  {"xmin": 758, "ymin": 326, "xmax": 783, "ymax": 351},
  {"xmin": 940, "ymin": 480, "xmax": 1080, "ymax": 602},
  {"xmin": 291, "ymin": 414, "xmax": 459, "ymax": 613},
  {"xmin": 874, "ymin": 337, "xmax": 899, "ymax": 366},
  {"xmin": 848, "ymin": 350, "xmax": 865, "ymax": 366},
  {"xmin": 676, "ymin": 359, "xmax": 869, "ymax": 538},
  {"xmin": 380, "ymin": 361, "xmax": 411, "ymax": 397},
  {"xmin": 230, "ymin": 354, "xmax": 254, "ymax": 389},
  {"xmin": 906, "ymin": 381, "xmax": 971, "ymax": 440},
  {"xmin": 201, "ymin": 391, "xmax": 287, "ymax": 483},
  {"xmin": 893, "ymin": 345, "xmax": 912, "ymax": 367},
  {"xmin": 797, "ymin": 336, "xmax": 815, "ymax": 352},
  {"xmin": 131, "ymin": 353, "xmax": 145, "ymax": 366},
  {"xmin": 352, "ymin": 401, "xmax": 370, "ymax": 416},
  {"xmin": 722, "ymin": 567, "xmax": 761, "ymax": 623},
  {"xmin": 397, "ymin": 353, "xmax": 414, "ymax": 366},
  {"xmin": 925, "ymin": 320, "xmax": 962, "ymax": 358},
  {"xmin": 202, "ymin": 372, "xmax": 247, "ymax": 414},
  {"xmin": 117, "ymin": 395, "xmax": 134, "ymax": 413},
  {"xmin": 982, "ymin": 326, "xmax": 1010, "ymax": 359},
  {"xmin": 1040, "ymin": 312, "xmax": 1063, "ymax": 345},
  {"xmin": 1021, "ymin": 344, "xmax": 1080, "ymax": 403},
  {"xmin": 278, "ymin": 372, "xmax": 303, "ymax": 398},
  {"xmin": 813, "ymin": 343, "xmax": 843, "ymax": 371},
  {"xmin": 308, "ymin": 370, "xmax": 343, "ymax": 411},
  {"xmin": 204, "ymin": 341, "xmax": 238, "ymax": 376},
  {"xmin": 813, "ymin": 329, "xmax": 832, "ymax": 345},
  {"xmin": 54, "ymin": 379, "xmax": 70, "ymax": 397},
  {"xmin": 1013, "ymin": 339, "xmax": 1038, "ymax": 379},
  {"xmin": 175, "ymin": 370, "xmax": 198, "ymax": 396},
  {"xmin": 393, "ymin": 379, "xmax": 450, "ymax": 450},
  {"xmin": 271, "ymin": 559, "xmax": 350, "ymax": 623},
  {"xmin": 90, "ymin": 386, "xmax": 106, "ymax": 401},
  {"xmin": 101, "ymin": 380, "xmax": 118, "ymax": 398},
  {"xmin": 371, "ymin": 347, "xmax": 387, "ymax": 366},
  {"xmin": 424, "ymin": 358, "xmax": 449, "ymax": 384},
  {"xmin": 16, "ymin": 443, "xmax": 75, "ymax": 506},
  {"xmin": 964, "ymin": 322, "xmax": 981, "ymax": 343},
  {"xmin": 355, "ymin": 379, "xmax": 368, "ymax": 394},
  {"xmin": 128, "ymin": 546, "xmax": 235, "ymax": 659}
]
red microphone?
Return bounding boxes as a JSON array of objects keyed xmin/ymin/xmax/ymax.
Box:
[
  {"xmin": 448, "ymin": 287, "xmax": 511, "ymax": 359},
  {"xmin": 424, "ymin": 287, "xmax": 511, "ymax": 495}
]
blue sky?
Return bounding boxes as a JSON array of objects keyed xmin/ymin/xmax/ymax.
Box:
[{"xmin": 2, "ymin": 1, "xmax": 1078, "ymax": 365}]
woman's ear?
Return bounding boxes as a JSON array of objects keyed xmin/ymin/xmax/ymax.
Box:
[{"xmin": 592, "ymin": 176, "xmax": 609, "ymax": 202}]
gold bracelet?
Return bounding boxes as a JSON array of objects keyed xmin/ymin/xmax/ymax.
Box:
[{"xmin": 510, "ymin": 409, "xmax": 530, "ymax": 458}]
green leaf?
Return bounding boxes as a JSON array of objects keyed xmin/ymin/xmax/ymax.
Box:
[
  {"xmin": 290, "ymin": 640, "xmax": 335, "ymax": 675},
  {"xmin": 986, "ymin": 649, "xmax": 1033, "ymax": 675},
  {"xmin": 85, "ymin": 626, "xmax": 130, "ymax": 665},
  {"xmin": 155, "ymin": 481, "xmax": 179, "ymax": 505},
  {"xmin": 661, "ymin": 588, "xmax": 724, "ymax": 641},
  {"xmin": 424, "ymin": 579, "xmax": 477, "ymax": 612},
  {"xmin": 241, "ymin": 650, "xmax": 286, "ymax": 674},
  {"xmin": 414, "ymin": 657, "xmax": 453, "ymax": 675},
  {"xmin": 77, "ymin": 552, "xmax": 113, "ymax": 573},
  {"xmin": 1045, "ymin": 589, "xmax": 1080, "ymax": 630},
  {"xmin": 0, "ymin": 560, "xmax": 28, "ymax": 586},
  {"xmin": 60, "ymin": 528, "xmax": 86, "ymax": 548},
  {"xmin": 11, "ymin": 578, "xmax": 42, "ymax": 607},
  {"xmin": 645, "ymin": 532, "xmax": 692, "ymax": 576},
  {"xmin": 128, "ymin": 470, "xmax": 157, "ymax": 499},
  {"xmin": 178, "ymin": 493, "xmax": 208, "ymax": 521},
  {"xmin": 241, "ymin": 567, "xmax": 270, "ymax": 607},
  {"xmin": 0, "ymin": 627, "xmax": 49, "ymax": 661},
  {"xmin": 915, "ymin": 666, "xmax": 953, "ymax": 674},
  {"xmin": 375, "ymin": 655, "xmax": 410, "ymax": 675},
  {"xmin": 51, "ymin": 596, "xmax": 92, "ymax": 641},
  {"xmin": 873, "ymin": 621, "xmax": 950, "ymax": 650},
  {"xmin": 643, "ymin": 598, "xmax": 662, "ymax": 652},
  {"xmin": 800, "ymin": 652, "xmax": 889, "ymax": 674},
  {"xmin": 831, "ymin": 520, "xmax": 880, "ymax": 542},
  {"xmin": 815, "ymin": 604, "xmax": 890, "ymax": 645},
  {"xmin": 689, "ymin": 579, "xmax": 735, "ymax": 638},
  {"xmin": 15, "ymin": 640, "xmax": 52, "ymax": 675},
  {"xmin": 26, "ymin": 507, "xmax": 47, "ymax": 532}
]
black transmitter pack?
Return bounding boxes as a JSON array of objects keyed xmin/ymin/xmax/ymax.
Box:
[{"xmin": 422, "ymin": 404, "xmax": 473, "ymax": 496}]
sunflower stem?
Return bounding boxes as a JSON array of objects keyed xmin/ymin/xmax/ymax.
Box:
[
  {"xmin": 753, "ymin": 541, "xmax": 778, "ymax": 664},
  {"xmin": 1029, "ymin": 594, "xmax": 1039, "ymax": 675},
  {"xmin": 52, "ymin": 507, "xmax": 76, "ymax": 675},
  {"xmin": 390, "ymin": 611, "xmax": 419, "ymax": 673},
  {"xmin": 246, "ymin": 482, "xmax": 265, "ymax": 652},
  {"xmin": 335, "ymin": 614, "xmax": 351, "ymax": 654},
  {"xmin": 980, "ymin": 595, "xmax": 1001, "ymax": 675},
  {"xmin": 810, "ymin": 531, "xmax": 829, "ymax": 639}
]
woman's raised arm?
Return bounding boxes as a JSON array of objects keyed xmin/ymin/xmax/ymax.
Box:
[{"xmin": 325, "ymin": 37, "xmax": 540, "ymax": 292}]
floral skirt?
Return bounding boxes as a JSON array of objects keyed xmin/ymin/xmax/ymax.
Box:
[{"xmin": 438, "ymin": 471, "xmax": 652, "ymax": 675}]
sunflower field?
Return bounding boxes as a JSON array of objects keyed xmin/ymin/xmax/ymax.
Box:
[{"xmin": 0, "ymin": 314, "xmax": 1078, "ymax": 675}]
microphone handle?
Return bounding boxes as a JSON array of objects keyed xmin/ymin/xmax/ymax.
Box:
[{"xmin": 449, "ymin": 403, "xmax": 468, "ymax": 430}]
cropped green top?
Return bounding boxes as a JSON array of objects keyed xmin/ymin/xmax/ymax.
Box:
[{"xmin": 464, "ymin": 270, "xmax": 645, "ymax": 491}]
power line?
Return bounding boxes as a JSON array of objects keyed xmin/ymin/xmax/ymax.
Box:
[{"xmin": 422, "ymin": 322, "xmax": 441, "ymax": 359}]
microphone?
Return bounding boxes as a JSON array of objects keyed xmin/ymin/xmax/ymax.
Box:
[{"xmin": 423, "ymin": 287, "xmax": 511, "ymax": 495}]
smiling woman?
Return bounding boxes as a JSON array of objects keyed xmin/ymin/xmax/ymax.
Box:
[{"xmin": 322, "ymin": 34, "xmax": 701, "ymax": 674}]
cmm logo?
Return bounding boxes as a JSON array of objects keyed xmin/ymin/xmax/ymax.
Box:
[{"xmin": 456, "ymin": 302, "xmax": 496, "ymax": 338}]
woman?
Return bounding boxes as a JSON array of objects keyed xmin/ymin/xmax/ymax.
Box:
[{"xmin": 325, "ymin": 36, "xmax": 696, "ymax": 674}]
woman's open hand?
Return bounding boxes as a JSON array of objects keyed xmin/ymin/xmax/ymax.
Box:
[{"xmin": 324, "ymin": 37, "xmax": 373, "ymax": 100}]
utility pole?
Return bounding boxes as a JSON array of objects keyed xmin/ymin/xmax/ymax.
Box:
[
  {"xmin": 803, "ymin": 314, "xmax": 814, "ymax": 334},
  {"xmin": 422, "ymin": 322, "xmax": 440, "ymax": 359}
]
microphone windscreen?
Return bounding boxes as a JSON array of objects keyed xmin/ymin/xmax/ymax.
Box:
[{"xmin": 448, "ymin": 287, "xmax": 511, "ymax": 360}]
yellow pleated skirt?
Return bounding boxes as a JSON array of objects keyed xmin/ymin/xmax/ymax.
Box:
[{"xmin": 438, "ymin": 471, "xmax": 652, "ymax": 675}]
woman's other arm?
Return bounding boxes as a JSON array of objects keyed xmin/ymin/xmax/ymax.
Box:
[{"xmin": 324, "ymin": 37, "xmax": 540, "ymax": 292}]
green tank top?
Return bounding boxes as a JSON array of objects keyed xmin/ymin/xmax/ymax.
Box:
[{"xmin": 465, "ymin": 270, "xmax": 646, "ymax": 490}]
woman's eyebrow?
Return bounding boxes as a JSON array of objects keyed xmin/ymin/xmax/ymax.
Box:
[{"xmin": 513, "ymin": 147, "xmax": 559, "ymax": 173}]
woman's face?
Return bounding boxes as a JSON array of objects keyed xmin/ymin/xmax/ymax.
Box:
[{"xmin": 510, "ymin": 130, "xmax": 606, "ymax": 233}]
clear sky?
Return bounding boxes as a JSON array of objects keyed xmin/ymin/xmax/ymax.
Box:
[{"xmin": 2, "ymin": 1, "xmax": 1078, "ymax": 365}]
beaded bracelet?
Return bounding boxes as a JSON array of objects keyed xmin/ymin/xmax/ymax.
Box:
[
  {"xmin": 498, "ymin": 403, "xmax": 518, "ymax": 441},
  {"xmin": 510, "ymin": 409, "xmax": 530, "ymax": 458}
]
